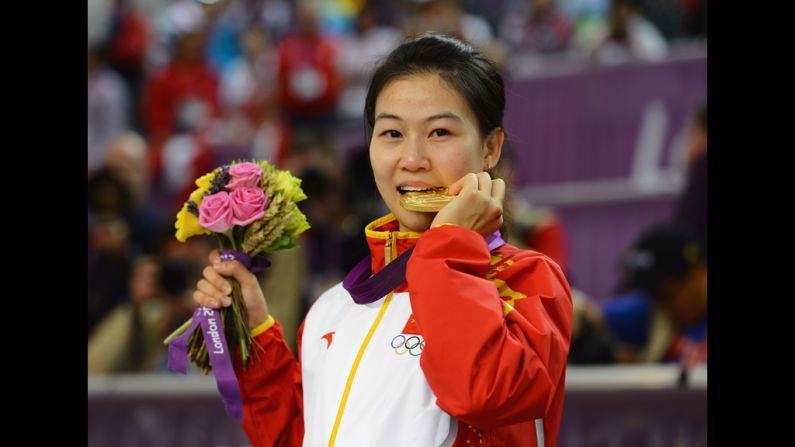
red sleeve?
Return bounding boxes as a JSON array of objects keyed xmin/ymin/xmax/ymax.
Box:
[
  {"xmin": 234, "ymin": 319, "xmax": 305, "ymax": 446},
  {"xmin": 406, "ymin": 225, "xmax": 573, "ymax": 429}
]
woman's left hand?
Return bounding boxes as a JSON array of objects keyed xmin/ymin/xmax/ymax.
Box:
[{"xmin": 430, "ymin": 172, "xmax": 505, "ymax": 236}]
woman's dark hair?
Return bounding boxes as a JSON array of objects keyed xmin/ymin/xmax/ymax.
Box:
[{"xmin": 364, "ymin": 33, "xmax": 505, "ymax": 141}]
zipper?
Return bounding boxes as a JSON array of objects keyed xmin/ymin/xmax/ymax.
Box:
[
  {"xmin": 328, "ymin": 291, "xmax": 395, "ymax": 446},
  {"xmin": 327, "ymin": 229, "xmax": 400, "ymax": 446},
  {"xmin": 384, "ymin": 231, "xmax": 393, "ymax": 265}
]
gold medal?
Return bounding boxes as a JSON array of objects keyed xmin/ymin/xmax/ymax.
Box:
[{"xmin": 399, "ymin": 187, "xmax": 454, "ymax": 212}]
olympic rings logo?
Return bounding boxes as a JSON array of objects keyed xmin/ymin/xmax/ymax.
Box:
[{"xmin": 390, "ymin": 334, "xmax": 425, "ymax": 356}]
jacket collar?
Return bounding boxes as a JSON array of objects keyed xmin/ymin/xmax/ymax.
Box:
[{"xmin": 364, "ymin": 214, "xmax": 422, "ymax": 275}]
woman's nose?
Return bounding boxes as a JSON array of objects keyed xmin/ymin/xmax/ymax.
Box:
[{"xmin": 398, "ymin": 138, "xmax": 431, "ymax": 171}]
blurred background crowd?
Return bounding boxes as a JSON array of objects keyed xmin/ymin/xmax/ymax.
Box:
[{"xmin": 87, "ymin": 0, "xmax": 707, "ymax": 375}]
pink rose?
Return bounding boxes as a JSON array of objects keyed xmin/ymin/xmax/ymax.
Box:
[
  {"xmin": 198, "ymin": 192, "xmax": 234, "ymax": 233},
  {"xmin": 230, "ymin": 187, "xmax": 268, "ymax": 226},
  {"xmin": 226, "ymin": 162, "xmax": 263, "ymax": 190}
]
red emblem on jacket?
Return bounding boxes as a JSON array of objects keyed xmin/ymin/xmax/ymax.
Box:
[
  {"xmin": 321, "ymin": 331, "xmax": 335, "ymax": 349},
  {"xmin": 402, "ymin": 314, "xmax": 421, "ymax": 335}
]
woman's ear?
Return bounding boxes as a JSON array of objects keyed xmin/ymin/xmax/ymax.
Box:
[{"xmin": 483, "ymin": 128, "xmax": 505, "ymax": 170}]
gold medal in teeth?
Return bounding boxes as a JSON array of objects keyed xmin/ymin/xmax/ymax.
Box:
[{"xmin": 399, "ymin": 187, "xmax": 454, "ymax": 212}]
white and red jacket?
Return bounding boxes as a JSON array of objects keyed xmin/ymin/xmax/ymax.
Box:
[{"xmin": 233, "ymin": 215, "xmax": 573, "ymax": 446}]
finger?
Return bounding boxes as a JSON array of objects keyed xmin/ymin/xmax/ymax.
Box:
[
  {"xmin": 477, "ymin": 172, "xmax": 492, "ymax": 196},
  {"xmin": 197, "ymin": 278, "xmax": 231, "ymax": 307},
  {"xmin": 193, "ymin": 289, "xmax": 222, "ymax": 309},
  {"xmin": 449, "ymin": 172, "xmax": 479, "ymax": 196},
  {"xmin": 491, "ymin": 178, "xmax": 506, "ymax": 203},
  {"xmin": 447, "ymin": 173, "xmax": 470, "ymax": 196},
  {"xmin": 208, "ymin": 249, "xmax": 222, "ymax": 265},
  {"xmin": 213, "ymin": 260, "xmax": 256, "ymax": 289},
  {"xmin": 203, "ymin": 265, "xmax": 233, "ymax": 294},
  {"xmin": 465, "ymin": 172, "xmax": 479, "ymax": 192}
]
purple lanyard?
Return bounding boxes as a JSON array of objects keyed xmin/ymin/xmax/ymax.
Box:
[{"xmin": 343, "ymin": 230, "xmax": 505, "ymax": 305}]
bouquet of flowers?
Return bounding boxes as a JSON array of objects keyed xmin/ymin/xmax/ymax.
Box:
[{"xmin": 164, "ymin": 160, "xmax": 309, "ymax": 373}]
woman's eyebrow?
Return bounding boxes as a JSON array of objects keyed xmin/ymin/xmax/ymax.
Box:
[
  {"xmin": 425, "ymin": 112, "xmax": 463, "ymax": 124},
  {"xmin": 374, "ymin": 112, "xmax": 463, "ymax": 123},
  {"xmin": 375, "ymin": 112, "xmax": 402, "ymax": 122}
]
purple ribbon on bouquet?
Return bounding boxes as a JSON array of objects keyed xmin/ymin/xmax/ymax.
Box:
[
  {"xmin": 167, "ymin": 249, "xmax": 271, "ymax": 423},
  {"xmin": 167, "ymin": 307, "xmax": 244, "ymax": 422},
  {"xmin": 219, "ymin": 250, "xmax": 271, "ymax": 273},
  {"xmin": 343, "ymin": 230, "xmax": 505, "ymax": 305}
]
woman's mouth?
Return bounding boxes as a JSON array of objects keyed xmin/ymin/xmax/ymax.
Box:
[{"xmin": 396, "ymin": 186, "xmax": 446, "ymax": 195}]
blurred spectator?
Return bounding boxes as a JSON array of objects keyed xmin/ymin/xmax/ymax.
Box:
[
  {"xmin": 601, "ymin": 222, "xmax": 707, "ymax": 365},
  {"xmin": 568, "ymin": 289, "xmax": 619, "ymax": 364},
  {"xmin": 316, "ymin": 0, "xmax": 362, "ymax": 34},
  {"xmin": 88, "ymin": 168, "xmax": 138, "ymax": 336},
  {"xmin": 105, "ymin": 0, "xmax": 151, "ymax": 133},
  {"xmin": 157, "ymin": 121, "xmax": 216, "ymax": 210},
  {"xmin": 141, "ymin": 0, "xmax": 221, "ymax": 181},
  {"xmin": 88, "ymin": 0, "xmax": 114, "ymax": 49},
  {"xmin": 218, "ymin": 24, "xmax": 290, "ymax": 165},
  {"xmin": 336, "ymin": 1, "xmax": 402, "ymax": 120},
  {"xmin": 679, "ymin": 0, "xmax": 706, "ymax": 37},
  {"xmin": 88, "ymin": 256, "xmax": 199, "ymax": 373},
  {"xmin": 257, "ymin": 239, "xmax": 308, "ymax": 355},
  {"xmin": 219, "ymin": 24, "xmax": 277, "ymax": 117},
  {"xmin": 403, "ymin": 0, "xmax": 508, "ymax": 66},
  {"xmin": 159, "ymin": 226, "xmax": 215, "ymax": 265},
  {"xmin": 276, "ymin": 2, "xmax": 342, "ymax": 131},
  {"xmin": 508, "ymin": 197, "xmax": 572, "ymax": 277},
  {"xmin": 88, "ymin": 43, "xmax": 131, "ymax": 174},
  {"xmin": 254, "ymin": 0, "xmax": 294, "ymax": 41},
  {"xmin": 103, "ymin": 132, "xmax": 162, "ymax": 254},
  {"xmin": 88, "ymin": 168, "xmax": 133, "ymax": 223},
  {"xmin": 339, "ymin": 146, "xmax": 390, "ymax": 273},
  {"xmin": 634, "ymin": 0, "xmax": 687, "ymax": 42},
  {"xmin": 249, "ymin": 106, "xmax": 292, "ymax": 167},
  {"xmin": 199, "ymin": 0, "xmax": 245, "ymax": 75},
  {"xmin": 578, "ymin": 0, "xmax": 668, "ymax": 64},
  {"xmin": 104, "ymin": 132, "xmax": 151, "ymax": 206},
  {"xmin": 281, "ymin": 145, "xmax": 348, "ymax": 311},
  {"xmin": 674, "ymin": 101, "xmax": 706, "ymax": 253},
  {"xmin": 88, "ymin": 214, "xmax": 134, "ymax": 337},
  {"xmin": 500, "ymin": 0, "xmax": 575, "ymax": 54}
]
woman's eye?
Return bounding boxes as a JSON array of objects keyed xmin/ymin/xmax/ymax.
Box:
[
  {"xmin": 382, "ymin": 130, "xmax": 402, "ymax": 138},
  {"xmin": 430, "ymin": 129, "xmax": 450, "ymax": 137}
]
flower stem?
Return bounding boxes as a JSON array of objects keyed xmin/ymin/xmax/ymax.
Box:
[{"xmin": 163, "ymin": 318, "xmax": 193, "ymax": 345}]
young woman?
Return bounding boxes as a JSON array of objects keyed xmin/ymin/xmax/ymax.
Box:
[{"xmin": 193, "ymin": 34, "xmax": 573, "ymax": 447}]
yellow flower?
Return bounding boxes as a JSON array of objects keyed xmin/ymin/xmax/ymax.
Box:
[
  {"xmin": 276, "ymin": 170, "xmax": 308, "ymax": 203},
  {"xmin": 189, "ymin": 187, "xmax": 206, "ymax": 206},
  {"xmin": 195, "ymin": 172, "xmax": 215, "ymax": 192},
  {"xmin": 285, "ymin": 205, "xmax": 311, "ymax": 237},
  {"xmin": 173, "ymin": 170, "xmax": 216, "ymax": 242},
  {"xmin": 183, "ymin": 171, "xmax": 216, "ymax": 208},
  {"xmin": 175, "ymin": 205, "xmax": 210, "ymax": 242}
]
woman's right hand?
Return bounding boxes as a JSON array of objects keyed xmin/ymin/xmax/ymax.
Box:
[{"xmin": 192, "ymin": 249, "xmax": 271, "ymax": 329}]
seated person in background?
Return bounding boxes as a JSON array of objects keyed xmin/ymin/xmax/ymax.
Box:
[
  {"xmin": 88, "ymin": 256, "xmax": 197, "ymax": 374},
  {"xmin": 567, "ymin": 288, "xmax": 619, "ymax": 364},
  {"xmin": 602, "ymin": 222, "xmax": 707, "ymax": 365}
]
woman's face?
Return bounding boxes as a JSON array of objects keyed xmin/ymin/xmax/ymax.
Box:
[{"xmin": 369, "ymin": 73, "xmax": 501, "ymax": 233}]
